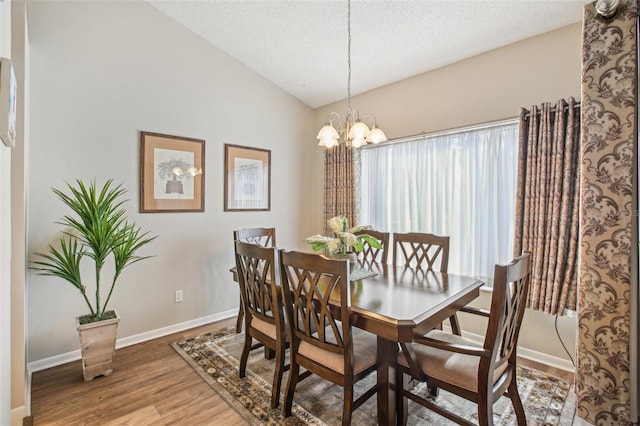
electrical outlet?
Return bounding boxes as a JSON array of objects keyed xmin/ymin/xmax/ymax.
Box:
[{"xmin": 174, "ymin": 289, "xmax": 183, "ymax": 303}]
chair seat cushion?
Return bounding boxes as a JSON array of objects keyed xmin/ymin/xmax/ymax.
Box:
[
  {"xmin": 250, "ymin": 316, "xmax": 288, "ymax": 341},
  {"xmin": 397, "ymin": 330, "xmax": 508, "ymax": 393},
  {"xmin": 298, "ymin": 326, "xmax": 377, "ymax": 375}
]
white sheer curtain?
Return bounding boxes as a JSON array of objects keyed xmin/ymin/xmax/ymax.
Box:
[{"xmin": 359, "ymin": 122, "xmax": 519, "ymax": 280}]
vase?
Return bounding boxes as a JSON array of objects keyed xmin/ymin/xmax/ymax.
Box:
[
  {"xmin": 76, "ymin": 310, "xmax": 120, "ymax": 382},
  {"xmin": 330, "ymin": 252, "xmax": 358, "ymax": 269}
]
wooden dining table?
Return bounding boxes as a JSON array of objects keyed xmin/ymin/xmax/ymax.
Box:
[
  {"xmin": 345, "ymin": 262, "xmax": 483, "ymax": 425},
  {"xmin": 230, "ymin": 260, "xmax": 484, "ymax": 425}
]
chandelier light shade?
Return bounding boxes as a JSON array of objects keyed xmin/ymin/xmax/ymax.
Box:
[{"xmin": 316, "ymin": 0, "xmax": 387, "ymax": 149}]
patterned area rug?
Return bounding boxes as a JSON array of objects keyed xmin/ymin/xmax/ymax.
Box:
[{"xmin": 171, "ymin": 326, "xmax": 576, "ymax": 425}]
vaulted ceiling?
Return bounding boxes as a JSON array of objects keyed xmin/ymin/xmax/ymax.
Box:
[{"xmin": 148, "ymin": 1, "xmax": 588, "ymax": 108}]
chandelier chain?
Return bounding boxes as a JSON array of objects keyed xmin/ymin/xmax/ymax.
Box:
[
  {"xmin": 347, "ymin": 0, "xmax": 351, "ymax": 111},
  {"xmin": 315, "ymin": 0, "xmax": 386, "ymax": 148}
]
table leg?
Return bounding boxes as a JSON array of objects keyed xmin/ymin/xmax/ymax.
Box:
[{"xmin": 377, "ymin": 336, "xmax": 398, "ymax": 426}]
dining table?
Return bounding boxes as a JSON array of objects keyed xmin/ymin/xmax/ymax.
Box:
[{"xmin": 230, "ymin": 259, "xmax": 484, "ymax": 425}]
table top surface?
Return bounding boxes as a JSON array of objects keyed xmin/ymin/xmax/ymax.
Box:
[
  {"xmin": 348, "ymin": 263, "xmax": 481, "ymax": 319},
  {"xmin": 340, "ymin": 262, "xmax": 483, "ymax": 340},
  {"xmin": 231, "ymin": 261, "xmax": 483, "ymax": 341}
]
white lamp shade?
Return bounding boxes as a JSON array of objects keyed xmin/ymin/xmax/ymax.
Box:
[
  {"xmin": 317, "ymin": 124, "xmax": 340, "ymax": 148},
  {"xmin": 317, "ymin": 124, "xmax": 339, "ymax": 141},
  {"xmin": 366, "ymin": 127, "xmax": 387, "ymax": 144},
  {"xmin": 351, "ymin": 137, "xmax": 366, "ymax": 148},
  {"xmin": 347, "ymin": 121, "xmax": 370, "ymax": 140},
  {"xmin": 319, "ymin": 137, "xmax": 340, "ymax": 148}
]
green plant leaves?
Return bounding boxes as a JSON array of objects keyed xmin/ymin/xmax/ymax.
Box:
[{"xmin": 30, "ymin": 179, "xmax": 157, "ymax": 322}]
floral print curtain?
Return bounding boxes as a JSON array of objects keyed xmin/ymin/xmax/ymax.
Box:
[
  {"xmin": 577, "ymin": 1, "xmax": 637, "ymax": 423},
  {"xmin": 323, "ymin": 144, "xmax": 355, "ymax": 235},
  {"xmin": 513, "ymin": 98, "xmax": 581, "ymax": 315}
]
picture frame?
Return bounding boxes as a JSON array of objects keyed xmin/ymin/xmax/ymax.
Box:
[
  {"xmin": 140, "ymin": 131, "xmax": 205, "ymax": 213},
  {"xmin": 0, "ymin": 57, "xmax": 17, "ymax": 148},
  {"xmin": 224, "ymin": 144, "xmax": 271, "ymax": 212}
]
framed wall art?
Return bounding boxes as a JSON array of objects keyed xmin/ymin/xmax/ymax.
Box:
[
  {"xmin": 224, "ymin": 144, "xmax": 271, "ymax": 212},
  {"xmin": 0, "ymin": 57, "xmax": 17, "ymax": 148},
  {"xmin": 140, "ymin": 131, "xmax": 205, "ymax": 213}
]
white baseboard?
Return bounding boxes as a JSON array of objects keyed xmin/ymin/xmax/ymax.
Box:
[
  {"xmin": 27, "ymin": 309, "xmax": 238, "ymax": 373},
  {"xmin": 458, "ymin": 328, "xmax": 575, "ymax": 373},
  {"xmin": 11, "ymin": 405, "xmax": 26, "ymax": 426},
  {"xmin": 27, "ymin": 308, "xmax": 574, "ymax": 376}
]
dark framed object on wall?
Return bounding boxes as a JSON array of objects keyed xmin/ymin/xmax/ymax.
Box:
[
  {"xmin": 224, "ymin": 144, "xmax": 271, "ymax": 212},
  {"xmin": 140, "ymin": 131, "xmax": 205, "ymax": 213}
]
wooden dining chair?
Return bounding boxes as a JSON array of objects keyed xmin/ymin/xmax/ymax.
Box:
[
  {"xmin": 233, "ymin": 227, "xmax": 276, "ymax": 332},
  {"xmin": 278, "ymin": 250, "xmax": 378, "ymax": 426},
  {"xmin": 392, "ymin": 232, "xmax": 460, "ymax": 334},
  {"xmin": 354, "ymin": 229, "xmax": 390, "ymax": 264},
  {"xmin": 234, "ymin": 240, "xmax": 287, "ymax": 408},
  {"xmin": 395, "ymin": 252, "xmax": 532, "ymax": 426}
]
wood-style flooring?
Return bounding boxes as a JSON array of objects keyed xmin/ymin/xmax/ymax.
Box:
[
  {"xmin": 29, "ymin": 318, "xmax": 247, "ymax": 426},
  {"xmin": 28, "ymin": 316, "xmax": 573, "ymax": 425}
]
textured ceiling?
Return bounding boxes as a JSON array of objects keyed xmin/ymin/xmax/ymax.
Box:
[{"xmin": 148, "ymin": 0, "xmax": 588, "ymax": 108}]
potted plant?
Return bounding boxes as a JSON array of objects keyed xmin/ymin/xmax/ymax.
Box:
[
  {"xmin": 304, "ymin": 215, "xmax": 382, "ymax": 264},
  {"xmin": 31, "ymin": 179, "xmax": 157, "ymax": 381}
]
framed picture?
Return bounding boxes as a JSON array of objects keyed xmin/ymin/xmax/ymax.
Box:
[
  {"xmin": 140, "ymin": 131, "xmax": 205, "ymax": 213},
  {"xmin": 224, "ymin": 144, "xmax": 271, "ymax": 211},
  {"xmin": 0, "ymin": 57, "xmax": 17, "ymax": 148}
]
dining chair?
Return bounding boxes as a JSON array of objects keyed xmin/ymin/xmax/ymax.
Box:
[
  {"xmin": 354, "ymin": 229, "xmax": 390, "ymax": 264},
  {"xmin": 234, "ymin": 240, "xmax": 287, "ymax": 408},
  {"xmin": 395, "ymin": 252, "xmax": 532, "ymax": 426},
  {"xmin": 278, "ymin": 250, "xmax": 378, "ymax": 426},
  {"xmin": 392, "ymin": 232, "xmax": 460, "ymax": 334},
  {"xmin": 233, "ymin": 227, "xmax": 276, "ymax": 332}
]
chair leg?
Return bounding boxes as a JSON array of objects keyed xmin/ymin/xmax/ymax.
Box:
[
  {"xmin": 270, "ymin": 346, "xmax": 285, "ymax": 408},
  {"xmin": 284, "ymin": 359, "xmax": 300, "ymax": 417},
  {"xmin": 508, "ymin": 375, "xmax": 526, "ymax": 425},
  {"xmin": 264, "ymin": 346, "xmax": 275, "ymax": 359},
  {"xmin": 235, "ymin": 297, "xmax": 244, "ymax": 333},
  {"xmin": 239, "ymin": 332, "xmax": 252, "ymax": 378},
  {"xmin": 427, "ymin": 382, "xmax": 439, "ymax": 397},
  {"xmin": 477, "ymin": 394, "xmax": 494, "ymax": 426},
  {"xmin": 449, "ymin": 313, "xmax": 461, "ymax": 335},
  {"xmin": 342, "ymin": 385, "xmax": 353, "ymax": 426},
  {"xmin": 396, "ymin": 368, "xmax": 409, "ymax": 426}
]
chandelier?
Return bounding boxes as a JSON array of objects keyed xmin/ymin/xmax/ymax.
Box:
[{"xmin": 316, "ymin": 0, "xmax": 387, "ymax": 149}]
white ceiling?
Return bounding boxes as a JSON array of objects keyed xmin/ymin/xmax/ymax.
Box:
[{"xmin": 148, "ymin": 0, "xmax": 588, "ymax": 109}]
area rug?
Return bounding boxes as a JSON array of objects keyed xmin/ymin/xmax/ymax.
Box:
[{"xmin": 171, "ymin": 326, "xmax": 575, "ymax": 425}]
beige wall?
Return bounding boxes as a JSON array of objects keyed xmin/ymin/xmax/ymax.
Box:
[
  {"xmin": 25, "ymin": 1, "xmax": 318, "ymax": 364},
  {"xmin": 2, "ymin": 2, "xmax": 29, "ymax": 424},
  {"xmin": 1, "ymin": 1, "xmax": 13, "ymax": 423},
  {"xmin": 313, "ymin": 23, "xmax": 583, "ymax": 365},
  {"xmin": 10, "ymin": 2, "xmax": 28, "ymax": 424}
]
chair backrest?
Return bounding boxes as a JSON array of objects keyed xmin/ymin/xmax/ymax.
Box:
[
  {"xmin": 392, "ymin": 232, "xmax": 449, "ymax": 272},
  {"xmin": 278, "ymin": 250, "xmax": 353, "ymax": 366},
  {"xmin": 234, "ymin": 227, "xmax": 276, "ymax": 247},
  {"xmin": 354, "ymin": 229, "xmax": 390, "ymax": 264},
  {"xmin": 482, "ymin": 252, "xmax": 531, "ymax": 374},
  {"xmin": 234, "ymin": 241, "xmax": 283, "ymax": 331}
]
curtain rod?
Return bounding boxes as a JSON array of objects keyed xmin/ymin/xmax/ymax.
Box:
[
  {"xmin": 363, "ymin": 117, "xmax": 519, "ymax": 148},
  {"xmin": 523, "ymin": 101, "xmax": 581, "ymax": 119},
  {"xmin": 364, "ymin": 101, "xmax": 581, "ymax": 149}
]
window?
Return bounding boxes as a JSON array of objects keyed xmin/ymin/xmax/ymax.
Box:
[{"xmin": 359, "ymin": 121, "xmax": 519, "ymax": 281}]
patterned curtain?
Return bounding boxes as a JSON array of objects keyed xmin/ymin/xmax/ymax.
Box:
[
  {"xmin": 324, "ymin": 144, "xmax": 355, "ymax": 235},
  {"xmin": 513, "ymin": 98, "xmax": 580, "ymax": 315},
  {"xmin": 578, "ymin": 1, "xmax": 637, "ymax": 424}
]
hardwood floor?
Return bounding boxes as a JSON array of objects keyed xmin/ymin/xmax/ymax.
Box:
[
  {"xmin": 29, "ymin": 318, "xmax": 248, "ymax": 426},
  {"xmin": 29, "ymin": 316, "xmax": 574, "ymax": 425}
]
